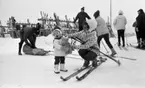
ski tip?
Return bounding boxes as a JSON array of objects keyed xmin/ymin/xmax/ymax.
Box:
[
  {"xmin": 60, "ymin": 76, "xmax": 67, "ymax": 81},
  {"xmin": 76, "ymin": 76, "xmax": 81, "ymax": 81}
]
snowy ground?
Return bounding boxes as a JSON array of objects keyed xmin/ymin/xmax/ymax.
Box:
[{"xmin": 0, "ymin": 34, "xmax": 145, "ymax": 88}]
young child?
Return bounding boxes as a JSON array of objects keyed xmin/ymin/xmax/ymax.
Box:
[{"xmin": 52, "ymin": 28, "xmax": 72, "ymax": 74}]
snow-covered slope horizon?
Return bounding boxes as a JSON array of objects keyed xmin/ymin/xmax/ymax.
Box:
[{"xmin": 0, "ymin": 34, "xmax": 145, "ymax": 88}]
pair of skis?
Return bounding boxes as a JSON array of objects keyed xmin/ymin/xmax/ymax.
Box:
[{"xmin": 60, "ymin": 60, "xmax": 105, "ymax": 81}]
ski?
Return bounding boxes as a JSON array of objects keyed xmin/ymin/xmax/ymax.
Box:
[
  {"xmin": 76, "ymin": 61, "xmax": 104, "ymax": 81},
  {"xmin": 113, "ymin": 55, "xmax": 137, "ymax": 61},
  {"xmin": 129, "ymin": 44, "xmax": 145, "ymax": 50},
  {"xmin": 99, "ymin": 51, "xmax": 121, "ymax": 66},
  {"xmin": 60, "ymin": 65, "xmax": 91, "ymax": 81}
]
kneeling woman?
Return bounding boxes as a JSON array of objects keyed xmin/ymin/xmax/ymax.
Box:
[{"xmin": 67, "ymin": 19, "xmax": 100, "ymax": 67}]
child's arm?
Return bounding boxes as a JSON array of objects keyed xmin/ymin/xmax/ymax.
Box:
[{"xmin": 66, "ymin": 31, "xmax": 82, "ymax": 38}]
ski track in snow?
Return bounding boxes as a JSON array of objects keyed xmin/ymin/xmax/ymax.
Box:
[{"xmin": 0, "ymin": 35, "xmax": 145, "ymax": 88}]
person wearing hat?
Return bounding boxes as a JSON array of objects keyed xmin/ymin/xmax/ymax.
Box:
[
  {"xmin": 136, "ymin": 9, "xmax": 145, "ymax": 48},
  {"xmin": 113, "ymin": 10, "xmax": 127, "ymax": 47},
  {"xmin": 73, "ymin": 7, "xmax": 91, "ymax": 31},
  {"xmin": 67, "ymin": 19, "xmax": 102, "ymax": 68},
  {"xmin": 52, "ymin": 28, "xmax": 73, "ymax": 74},
  {"xmin": 93, "ymin": 10, "xmax": 117, "ymax": 56}
]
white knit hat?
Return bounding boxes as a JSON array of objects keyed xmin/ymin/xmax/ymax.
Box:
[
  {"xmin": 86, "ymin": 19, "xmax": 97, "ymax": 32},
  {"xmin": 118, "ymin": 10, "xmax": 123, "ymax": 15},
  {"xmin": 52, "ymin": 29, "xmax": 62, "ymax": 37}
]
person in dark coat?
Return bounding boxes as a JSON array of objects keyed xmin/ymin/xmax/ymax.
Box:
[
  {"xmin": 132, "ymin": 21, "xmax": 140, "ymax": 46},
  {"xmin": 73, "ymin": 7, "xmax": 91, "ymax": 31},
  {"xmin": 136, "ymin": 9, "xmax": 145, "ymax": 48},
  {"xmin": 18, "ymin": 23, "xmax": 41, "ymax": 55}
]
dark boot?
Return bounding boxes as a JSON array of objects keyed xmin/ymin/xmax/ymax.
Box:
[
  {"xmin": 83, "ymin": 60, "xmax": 90, "ymax": 68},
  {"xmin": 92, "ymin": 59, "xmax": 98, "ymax": 67},
  {"xmin": 18, "ymin": 42, "xmax": 23, "ymax": 55}
]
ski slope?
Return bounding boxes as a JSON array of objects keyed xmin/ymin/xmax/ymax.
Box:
[{"xmin": 0, "ymin": 34, "xmax": 145, "ymax": 88}]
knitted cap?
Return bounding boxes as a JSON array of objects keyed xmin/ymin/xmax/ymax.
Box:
[
  {"xmin": 86, "ymin": 19, "xmax": 97, "ymax": 32},
  {"xmin": 118, "ymin": 10, "xmax": 123, "ymax": 15},
  {"xmin": 52, "ymin": 29, "xmax": 62, "ymax": 37}
]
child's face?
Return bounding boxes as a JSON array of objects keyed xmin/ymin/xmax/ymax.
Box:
[{"xmin": 54, "ymin": 31, "xmax": 62, "ymax": 38}]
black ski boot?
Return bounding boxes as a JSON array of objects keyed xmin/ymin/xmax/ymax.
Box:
[
  {"xmin": 82, "ymin": 60, "xmax": 90, "ymax": 68},
  {"xmin": 92, "ymin": 59, "xmax": 98, "ymax": 67}
]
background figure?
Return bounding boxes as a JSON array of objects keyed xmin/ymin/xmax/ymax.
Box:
[
  {"xmin": 136, "ymin": 9, "xmax": 145, "ymax": 48},
  {"xmin": 73, "ymin": 7, "xmax": 91, "ymax": 31},
  {"xmin": 113, "ymin": 10, "xmax": 127, "ymax": 47},
  {"xmin": 18, "ymin": 23, "xmax": 41, "ymax": 55},
  {"xmin": 93, "ymin": 10, "xmax": 117, "ymax": 56},
  {"xmin": 132, "ymin": 21, "xmax": 140, "ymax": 46}
]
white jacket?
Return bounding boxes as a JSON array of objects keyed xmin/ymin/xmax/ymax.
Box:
[
  {"xmin": 95, "ymin": 16, "xmax": 109, "ymax": 36},
  {"xmin": 53, "ymin": 38, "xmax": 66, "ymax": 56},
  {"xmin": 113, "ymin": 15, "xmax": 127, "ymax": 30}
]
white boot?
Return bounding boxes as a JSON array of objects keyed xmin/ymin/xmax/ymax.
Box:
[
  {"xmin": 60, "ymin": 64, "xmax": 68, "ymax": 72},
  {"xmin": 54, "ymin": 65, "xmax": 60, "ymax": 74}
]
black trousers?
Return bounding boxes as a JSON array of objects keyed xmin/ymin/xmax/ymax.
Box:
[
  {"xmin": 97, "ymin": 33, "xmax": 113, "ymax": 49},
  {"xmin": 78, "ymin": 49, "xmax": 97, "ymax": 61},
  {"xmin": 54, "ymin": 56, "xmax": 65, "ymax": 65},
  {"xmin": 117, "ymin": 30, "xmax": 125, "ymax": 46},
  {"xmin": 78, "ymin": 25, "xmax": 83, "ymax": 31}
]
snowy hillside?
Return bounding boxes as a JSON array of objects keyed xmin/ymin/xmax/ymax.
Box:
[{"xmin": 0, "ymin": 34, "xmax": 145, "ymax": 88}]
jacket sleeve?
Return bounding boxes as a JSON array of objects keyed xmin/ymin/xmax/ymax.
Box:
[
  {"xmin": 124, "ymin": 17, "xmax": 127, "ymax": 25},
  {"xmin": 77, "ymin": 38, "xmax": 97, "ymax": 49},
  {"xmin": 74, "ymin": 13, "xmax": 79, "ymax": 23},
  {"xmin": 76, "ymin": 33, "xmax": 97, "ymax": 49},
  {"xmin": 86, "ymin": 13, "xmax": 91, "ymax": 19},
  {"xmin": 67, "ymin": 31, "xmax": 82, "ymax": 38},
  {"xmin": 113, "ymin": 17, "xmax": 117, "ymax": 26}
]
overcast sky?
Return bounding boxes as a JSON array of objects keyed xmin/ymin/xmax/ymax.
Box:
[{"xmin": 0, "ymin": 0, "xmax": 145, "ymax": 32}]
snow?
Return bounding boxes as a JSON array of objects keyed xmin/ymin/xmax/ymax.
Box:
[{"xmin": 0, "ymin": 34, "xmax": 145, "ymax": 88}]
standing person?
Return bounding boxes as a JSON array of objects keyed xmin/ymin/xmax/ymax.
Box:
[
  {"xmin": 136, "ymin": 9, "xmax": 145, "ymax": 48},
  {"xmin": 73, "ymin": 7, "xmax": 91, "ymax": 31},
  {"xmin": 93, "ymin": 10, "xmax": 117, "ymax": 56},
  {"xmin": 52, "ymin": 28, "xmax": 72, "ymax": 74},
  {"xmin": 113, "ymin": 10, "xmax": 127, "ymax": 47},
  {"xmin": 67, "ymin": 19, "xmax": 101, "ymax": 68}
]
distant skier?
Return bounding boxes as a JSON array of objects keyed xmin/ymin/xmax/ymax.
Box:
[
  {"xmin": 93, "ymin": 10, "xmax": 117, "ymax": 56},
  {"xmin": 52, "ymin": 27, "xmax": 73, "ymax": 74},
  {"xmin": 136, "ymin": 9, "xmax": 145, "ymax": 48},
  {"xmin": 67, "ymin": 19, "xmax": 102, "ymax": 68},
  {"xmin": 113, "ymin": 10, "xmax": 127, "ymax": 47},
  {"xmin": 18, "ymin": 23, "xmax": 41, "ymax": 55},
  {"xmin": 73, "ymin": 7, "xmax": 91, "ymax": 31}
]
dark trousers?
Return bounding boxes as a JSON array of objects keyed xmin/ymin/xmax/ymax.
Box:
[
  {"xmin": 78, "ymin": 49, "xmax": 97, "ymax": 61},
  {"xmin": 117, "ymin": 30, "xmax": 125, "ymax": 46},
  {"xmin": 97, "ymin": 33, "xmax": 113, "ymax": 49},
  {"xmin": 54, "ymin": 56, "xmax": 65, "ymax": 65},
  {"xmin": 78, "ymin": 25, "xmax": 83, "ymax": 31},
  {"xmin": 135, "ymin": 28, "xmax": 140, "ymax": 43}
]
